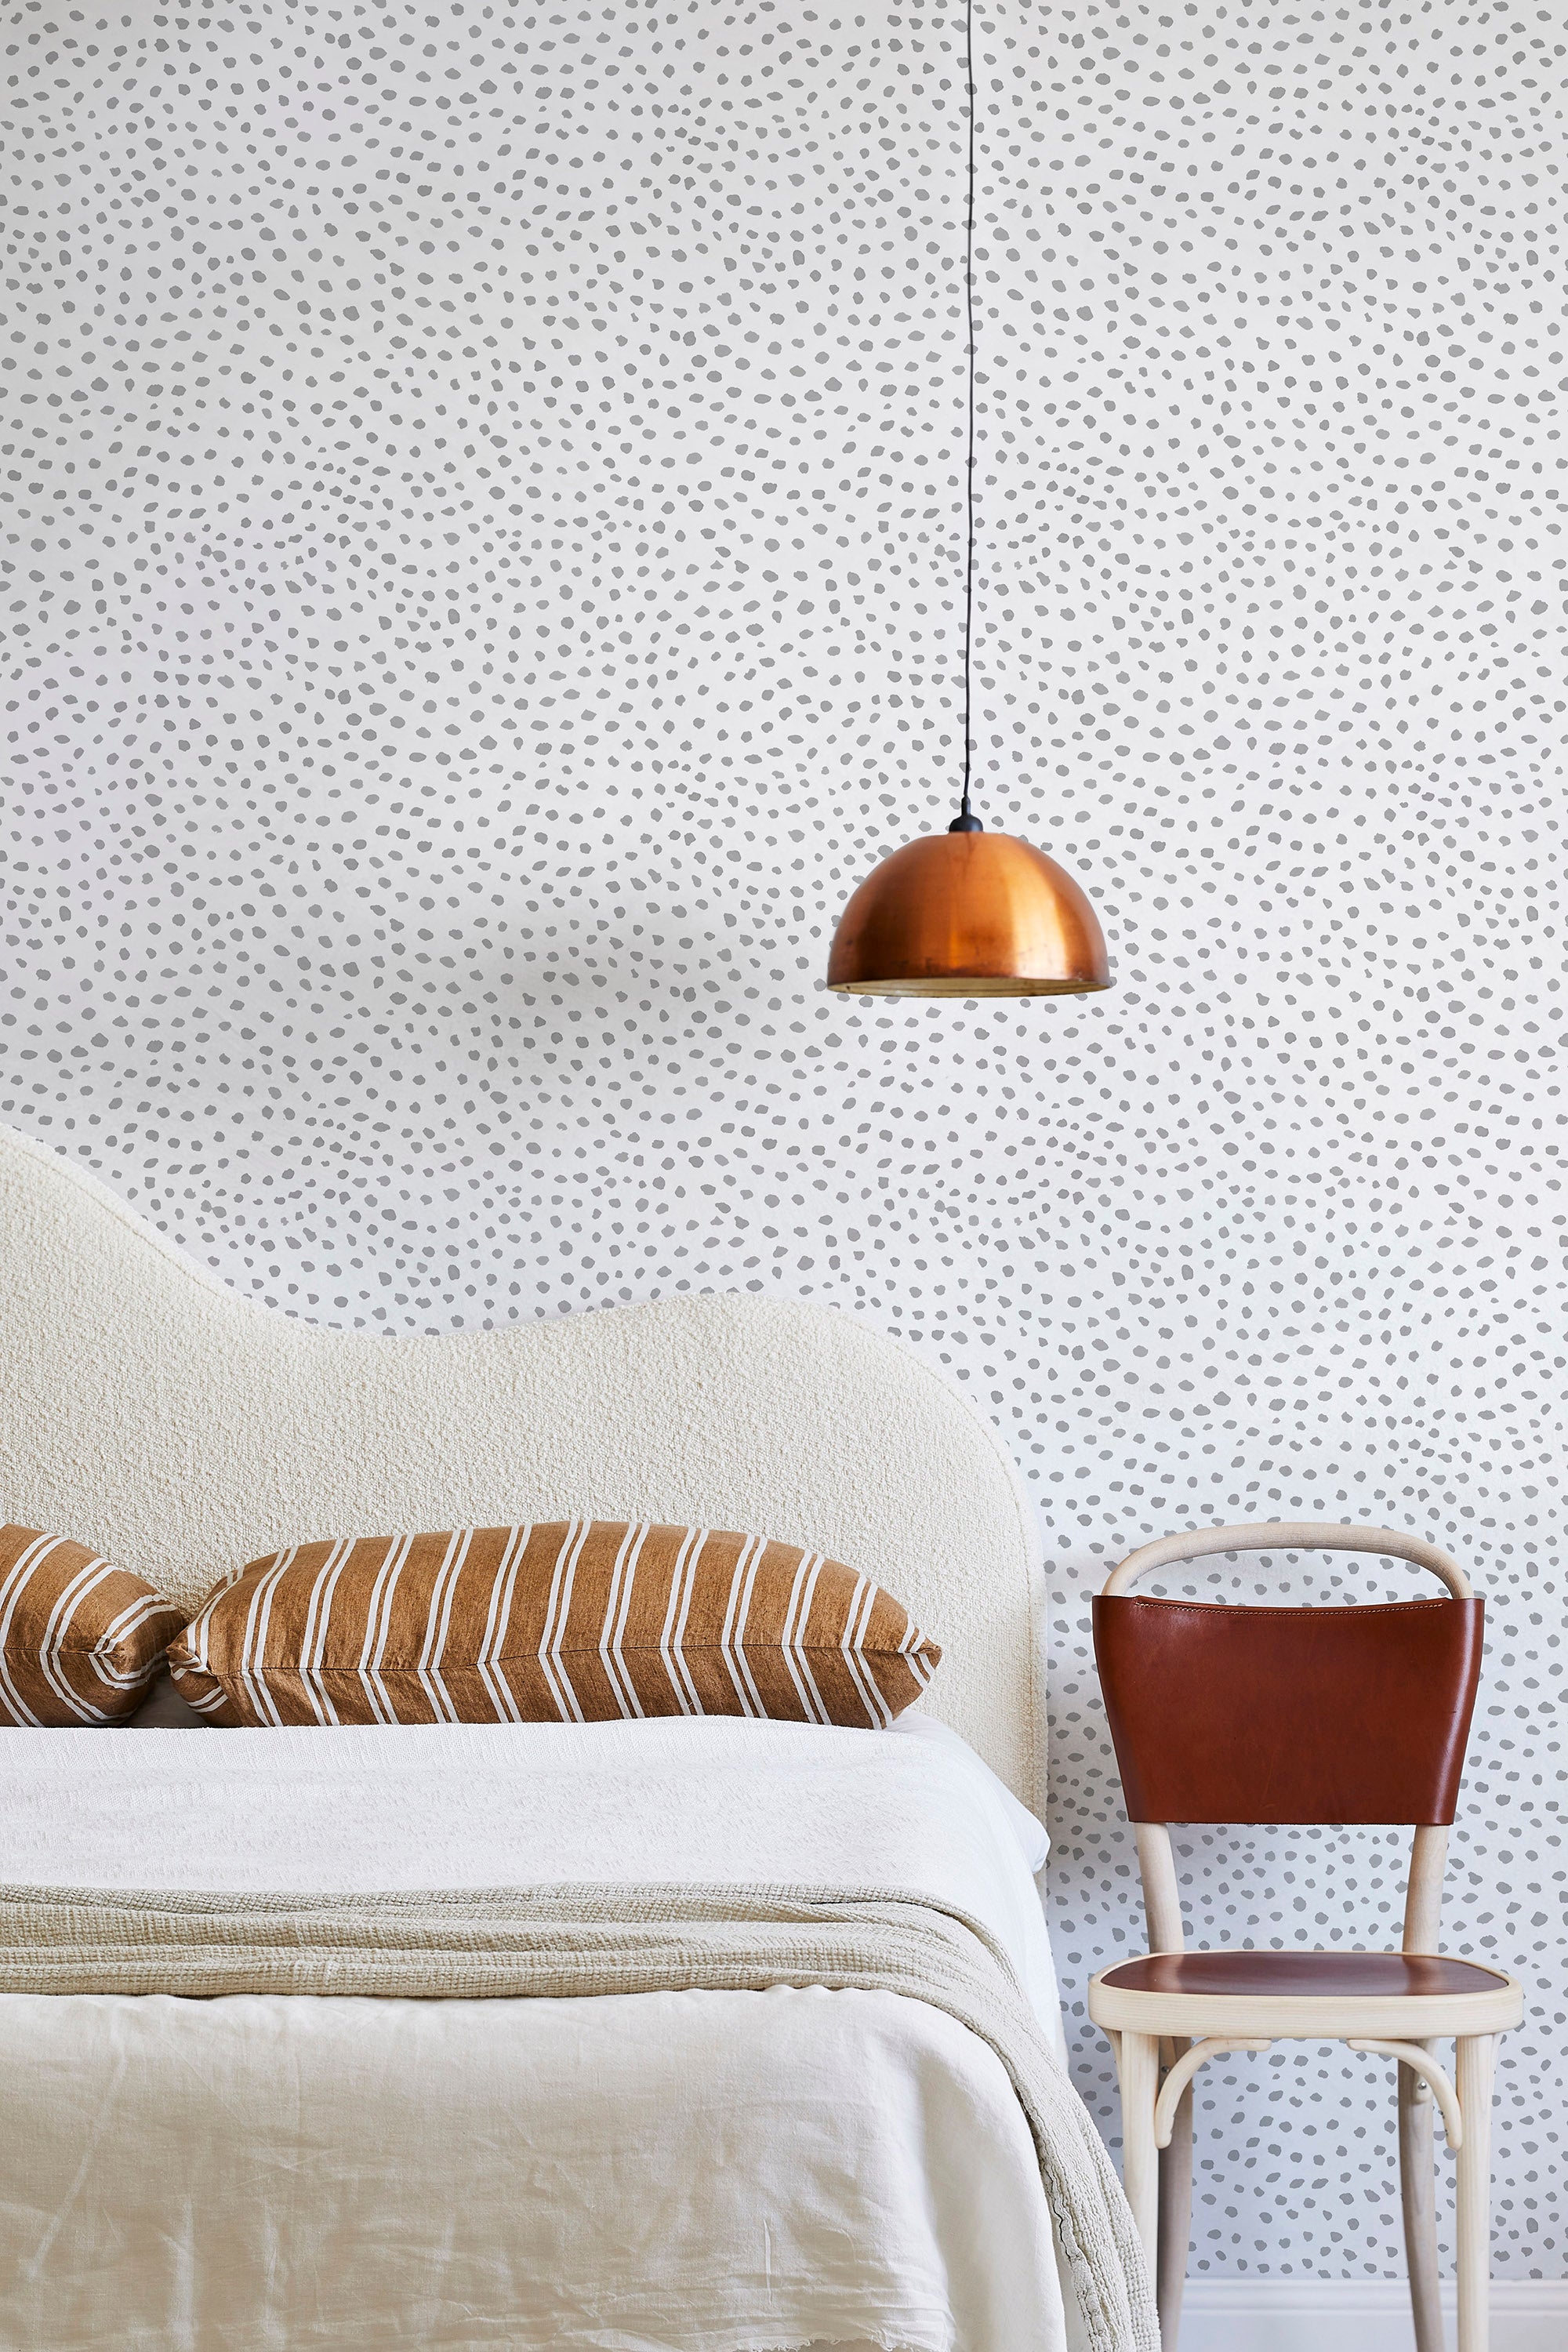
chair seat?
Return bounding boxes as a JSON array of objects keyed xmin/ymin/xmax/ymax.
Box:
[
  {"xmin": 1090, "ymin": 1946, "xmax": 1523, "ymax": 2038},
  {"xmin": 1104, "ymin": 1950, "xmax": 1500, "ymax": 1998}
]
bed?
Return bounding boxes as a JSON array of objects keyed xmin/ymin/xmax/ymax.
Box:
[{"xmin": 0, "ymin": 1123, "xmax": 1143, "ymax": 2352}]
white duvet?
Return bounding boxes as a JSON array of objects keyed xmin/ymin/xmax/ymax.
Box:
[{"xmin": 0, "ymin": 1714, "xmax": 1074, "ymax": 2352}]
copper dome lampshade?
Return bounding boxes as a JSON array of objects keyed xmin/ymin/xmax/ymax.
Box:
[
  {"xmin": 823, "ymin": 0, "xmax": 1112, "ymax": 1001},
  {"xmin": 826, "ymin": 826, "xmax": 1108, "ymax": 997}
]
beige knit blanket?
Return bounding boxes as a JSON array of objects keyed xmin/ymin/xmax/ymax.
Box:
[{"xmin": 0, "ymin": 1879, "xmax": 1157, "ymax": 2352}]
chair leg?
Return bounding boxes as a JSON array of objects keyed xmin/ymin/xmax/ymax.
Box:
[
  {"xmin": 1399, "ymin": 2050, "xmax": 1443, "ymax": 2352},
  {"xmin": 1455, "ymin": 2034, "xmax": 1496, "ymax": 2352},
  {"xmin": 1156, "ymin": 2071, "xmax": 1193, "ymax": 2350},
  {"xmin": 1116, "ymin": 2030, "xmax": 1161, "ymax": 2277}
]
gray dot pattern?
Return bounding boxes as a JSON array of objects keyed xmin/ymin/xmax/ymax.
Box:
[{"xmin": 2, "ymin": 0, "xmax": 1563, "ymax": 2282}]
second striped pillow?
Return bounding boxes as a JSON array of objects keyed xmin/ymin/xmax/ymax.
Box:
[{"xmin": 167, "ymin": 1522, "xmax": 942, "ymax": 1730}]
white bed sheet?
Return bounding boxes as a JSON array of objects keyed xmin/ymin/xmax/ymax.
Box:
[{"xmin": 0, "ymin": 1717, "xmax": 1073, "ymax": 2352}]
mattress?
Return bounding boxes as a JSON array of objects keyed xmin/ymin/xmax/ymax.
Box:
[{"xmin": 0, "ymin": 1714, "xmax": 1073, "ymax": 2352}]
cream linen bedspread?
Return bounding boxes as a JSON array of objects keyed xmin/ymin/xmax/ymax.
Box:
[
  {"xmin": 0, "ymin": 1718, "xmax": 1105, "ymax": 2352},
  {"xmin": 0, "ymin": 1882, "xmax": 1154, "ymax": 2352}
]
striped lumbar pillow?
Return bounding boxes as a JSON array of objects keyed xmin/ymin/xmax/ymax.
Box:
[
  {"xmin": 0, "ymin": 1523, "xmax": 187, "ymax": 1726},
  {"xmin": 167, "ymin": 1522, "xmax": 942, "ymax": 1730}
]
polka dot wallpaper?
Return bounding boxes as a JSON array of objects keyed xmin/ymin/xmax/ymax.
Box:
[{"xmin": 3, "ymin": 0, "xmax": 1563, "ymax": 2282}]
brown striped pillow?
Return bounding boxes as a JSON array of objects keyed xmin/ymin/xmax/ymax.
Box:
[
  {"xmin": 0, "ymin": 1524, "xmax": 187, "ymax": 1727},
  {"xmin": 167, "ymin": 1522, "xmax": 942, "ymax": 1730}
]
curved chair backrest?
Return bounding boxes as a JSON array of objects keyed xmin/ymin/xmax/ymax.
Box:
[
  {"xmin": 1103, "ymin": 1520, "xmax": 1472, "ymax": 1598},
  {"xmin": 1094, "ymin": 1523, "xmax": 1483, "ymax": 1829}
]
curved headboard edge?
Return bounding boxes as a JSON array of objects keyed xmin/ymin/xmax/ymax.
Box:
[{"xmin": 0, "ymin": 1119, "xmax": 299, "ymax": 1317}]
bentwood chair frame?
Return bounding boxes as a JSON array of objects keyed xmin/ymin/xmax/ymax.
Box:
[{"xmin": 1087, "ymin": 1523, "xmax": 1523, "ymax": 2352}]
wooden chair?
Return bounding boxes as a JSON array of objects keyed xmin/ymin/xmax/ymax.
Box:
[{"xmin": 1087, "ymin": 1522, "xmax": 1523, "ymax": 2352}]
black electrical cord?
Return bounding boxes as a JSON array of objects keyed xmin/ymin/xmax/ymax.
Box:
[{"xmin": 949, "ymin": 0, "xmax": 982, "ymax": 837}]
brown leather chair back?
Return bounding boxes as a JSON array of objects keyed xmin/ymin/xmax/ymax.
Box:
[{"xmin": 1094, "ymin": 1576, "xmax": 1483, "ymax": 1827}]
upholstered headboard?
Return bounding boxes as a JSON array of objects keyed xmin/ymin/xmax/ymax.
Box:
[{"xmin": 0, "ymin": 1123, "xmax": 1045, "ymax": 1804}]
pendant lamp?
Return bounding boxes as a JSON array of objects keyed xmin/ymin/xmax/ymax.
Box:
[{"xmin": 825, "ymin": 0, "xmax": 1111, "ymax": 999}]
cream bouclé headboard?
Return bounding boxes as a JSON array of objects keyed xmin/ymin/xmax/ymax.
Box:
[{"xmin": 0, "ymin": 1123, "xmax": 1045, "ymax": 1805}]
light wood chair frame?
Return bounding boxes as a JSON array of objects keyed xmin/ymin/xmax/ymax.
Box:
[{"xmin": 1087, "ymin": 1522, "xmax": 1524, "ymax": 2352}]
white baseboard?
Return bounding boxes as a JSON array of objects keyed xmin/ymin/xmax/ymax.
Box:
[{"xmin": 1176, "ymin": 2278, "xmax": 1567, "ymax": 2352}]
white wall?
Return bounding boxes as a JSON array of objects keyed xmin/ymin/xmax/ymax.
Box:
[{"xmin": 2, "ymin": 0, "xmax": 1563, "ymax": 2285}]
